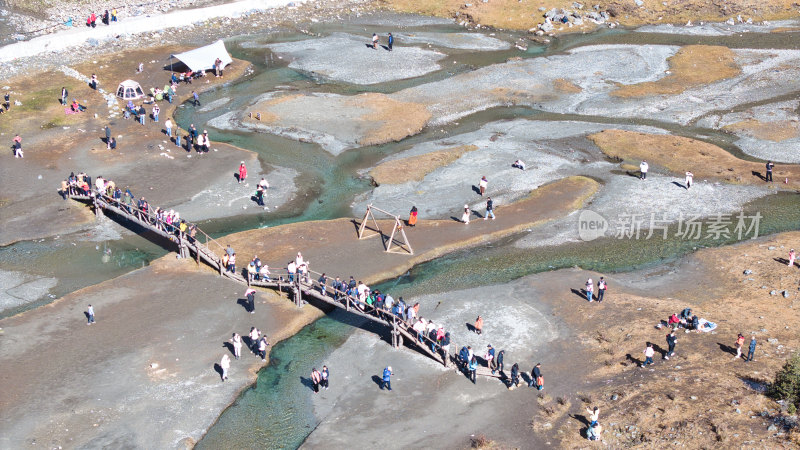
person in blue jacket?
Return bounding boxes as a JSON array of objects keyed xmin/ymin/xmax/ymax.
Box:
[{"xmin": 382, "ymin": 366, "xmax": 393, "ymax": 391}]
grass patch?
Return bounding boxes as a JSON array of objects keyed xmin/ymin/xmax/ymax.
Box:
[
  {"xmin": 612, "ymin": 45, "xmax": 740, "ymax": 98},
  {"xmin": 369, "ymin": 144, "xmax": 478, "ymax": 185}
]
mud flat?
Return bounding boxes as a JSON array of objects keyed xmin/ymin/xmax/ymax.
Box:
[
  {"xmin": 354, "ymin": 120, "xmax": 774, "ymax": 232},
  {"xmin": 0, "ymin": 257, "xmax": 322, "ymax": 448},
  {"xmin": 697, "ymin": 99, "xmax": 800, "ymax": 163},
  {"xmin": 304, "ymin": 281, "xmax": 566, "ymax": 449},
  {"xmin": 231, "ymin": 44, "xmax": 800, "ymax": 151},
  {"xmin": 266, "ymin": 32, "xmax": 447, "ymax": 84}
]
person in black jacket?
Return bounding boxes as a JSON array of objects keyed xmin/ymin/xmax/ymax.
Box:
[
  {"xmin": 531, "ymin": 363, "xmax": 543, "ymax": 390},
  {"xmin": 665, "ymin": 330, "xmax": 677, "ymax": 359},
  {"xmin": 492, "ymin": 349, "xmax": 504, "ymax": 375},
  {"xmin": 509, "ymin": 363, "xmax": 520, "ymax": 389}
]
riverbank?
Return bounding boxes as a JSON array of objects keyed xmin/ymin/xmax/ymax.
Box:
[
  {"xmin": 300, "ymin": 231, "xmax": 800, "ymax": 448},
  {"xmin": 0, "ymin": 175, "xmax": 596, "ymax": 448}
]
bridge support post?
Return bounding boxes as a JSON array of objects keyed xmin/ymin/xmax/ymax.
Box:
[
  {"xmin": 391, "ymin": 316, "xmax": 399, "ymax": 349},
  {"xmin": 294, "ymin": 279, "xmax": 302, "ymax": 307},
  {"xmin": 93, "ymin": 197, "xmax": 104, "ymax": 218}
]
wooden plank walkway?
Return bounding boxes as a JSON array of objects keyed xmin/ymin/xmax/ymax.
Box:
[{"xmin": 67, "ymin": 189, "xmax": 449, "ymax": 366}]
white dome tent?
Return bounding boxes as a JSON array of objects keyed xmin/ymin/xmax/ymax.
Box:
[{"xmin": 116, "ymin": 79, "xmax": 144, "ymax": 100}]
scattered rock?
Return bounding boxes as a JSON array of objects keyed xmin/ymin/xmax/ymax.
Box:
[
  {"xmin": 783, "ymin": 290, "xmax": 790, "ymax": 298},
  {"xmin": 611, "ymin": 393, "xmax": 619, "ymax": 401},
  {"xmin": 743, "ymin": 269, "xmax": 752, "ymax": 275},
  {"xmin": 770, "ymin": 290, "xmax": 778, "ymax": 296}
]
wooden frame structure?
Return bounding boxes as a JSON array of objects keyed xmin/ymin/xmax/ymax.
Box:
[{"xmin": 357, "ymin": 204, "xmax": 413, "ymax": 255}]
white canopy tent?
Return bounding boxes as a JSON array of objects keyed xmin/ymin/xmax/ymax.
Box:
[
  {"xmin": 170, "ymin": 39, "xmax": 232, "ymax": 72},
  {"xmin": 116, "ymin": 79, "xmax": 145, "ymax": 100}
]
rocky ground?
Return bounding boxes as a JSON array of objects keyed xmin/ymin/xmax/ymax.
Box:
[
  {"xmin": 304, "ymin": 231, "xmax": 800, "ymax": 448},
  {"xmin": 0, "ymin": 175, "xmax": 597, "ymax": 448},
  {"xmin": 221, "ymin": 40, "xmax": 800, "ymax": 154}
]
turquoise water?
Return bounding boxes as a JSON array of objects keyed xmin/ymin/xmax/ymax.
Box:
[
  {"xmin": 192, "ymin": 23, "xmax": 800, "ymax": 448},
  {"xmin": 0, "ymin": 231, "xmax": 166, "ymax": 318}
]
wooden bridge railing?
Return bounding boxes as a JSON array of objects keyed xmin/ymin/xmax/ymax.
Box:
[{"xmin": 66, "ymin": 187, "xmax": 455, "ymax": 367}]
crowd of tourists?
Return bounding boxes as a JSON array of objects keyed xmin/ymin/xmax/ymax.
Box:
[{"xmin": 60, "ymin": 171, "xmax": 199, "ymax": 242}]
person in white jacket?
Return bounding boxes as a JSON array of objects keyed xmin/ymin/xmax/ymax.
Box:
[{"xmin": 640, "ymin": 160, "xmax": 649, "ymax": 180}]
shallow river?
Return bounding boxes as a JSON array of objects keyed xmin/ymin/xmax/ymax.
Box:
[{"xmin": 186, "ymin": 22, "xmax": 800, "ymax": 448}]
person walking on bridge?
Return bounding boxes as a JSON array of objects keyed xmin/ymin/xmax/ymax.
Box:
[{"xmin": 381, "ymin": 366, "xmax": 393, "ymax": 391}]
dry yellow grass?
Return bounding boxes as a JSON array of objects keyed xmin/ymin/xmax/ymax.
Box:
[
  {"xmin": 723, "ymin": 119, "xmax": 800, "ymax": 142},
  {"xmin": 612, "ymin": 45, "xmax": 740, "ymax": 97},
  {"xmin": 351, "ymin": 93, "xmax": 431, "ymax": 147},
  {"xmin": 369, "ymin": 144, "xmax": 479, "ymax": 185},
  {"xmin": 588, "ymin": 129, "xmax": 800, "ymax": 188},
  {"xmin": 244, "ymin": 94, "xmax": 304, "ymax": 124},
  {"xmin": 547, "ymin": 231, "xmax": 800, "ymax": 448},
  {"xmin": 552, "ymin": 78, "xmax": 582, "ymax": 93}
]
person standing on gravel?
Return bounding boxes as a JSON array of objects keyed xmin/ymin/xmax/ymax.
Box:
[
  {"xmin": 461, "ymin": 204, "xmax": 471, "ymax": 224},
  {"xmin": 12, "ymin": 134, "xmax": 23, "ymax": 158},
  {"xmin": 642, "ymin": 343, "xmax": 654, "ymax": 367},
  {"xmin": 387, "ymin": 33, "xmax": 394, "ymax": 51},
  {"xmin": 61, "ymin": 87, "xmax": 69, "ymax": 105},
  {"xmin": 597, "ymin": 277, "xmax": 607, "ymax": 303},
  {"xmin": 746, "ymin": 336, "xmax": 757, "ymax": 362},
  {"xmin": 484, "ymin": 197, "xmax": 495, "ymax": 220},
  {"xmin": 105, "ymin": 125, "xmax": 111, "ymax": 145},
  {"xmin": 585, "ymin": 278, "xmax": 594, "ymax": 302},
  {"xmin": 766, "ymin": 161, "xmax": 774, "ymax": 182},
  {"xmin": 685, "ymin": 171, "xmax": 693, "ymax": 189},
  {"xmin": 788, "ymin": 249, "xmax": 796, "ymax": 267},
  {"xmin": 371, "ymin": 33, "xmax": 379, "ymax": 49},
  {"xmin": 86, "ymin": 304, "xmax": 95, "ymax": 325},
  {"xmin": 665, "ymin": 330, "xmax": 677, "ymax": 359},
  {"xmin": 734, "ymin": 333, "xmax": 745, "ymax": 360},
  {"xmin": 321, "ymin": 365, "xmax": 330, "ymax": 389},
  {"xmin": 245, "ymin": 288, "xmax": 256, "ymax": 314},
  {"xmin": 220, "ymin": 354, "xmax": 230, "ymax": 381},
  {"xmin": 474, "ymin": 315, "xmax": 483, "ymax": 335},
  {"xmin": 509, "ymin": 363, "xmax": 520, "ymax": 389},
  {"xmin": 257, "ymin": 335, "xmax": 269, "ymax": 362},
  {"xmin": 231, "ymin": 333, "xmax": 242, "ymax": 360},
  {"xmin": 238, "ymin": 161, "xmax": 247, "ymax": 184},
  {"xmin": 494, "ymin": 349, "xmax": 505, "ymax": 375},
  {"xmin": 311, "ymin": 368, "xmax": 321, "ymax": 393},
  {"xmin": 381, "ymin": 366, "xmax": 393, "ymax": 390},
  {"xmin": 639, "ymin": 160, "xmax": 648, "ymax": 180},
  {"xmin": 586, "ymin": 406, "xmax": 600, "ymax": 427},
  {"xmin": 152, "ymin": 104, "xmax": 160, "ymax": 122},
  {"xmin": 531, "ymin": 363, "xmax": 543, "ymax": 390},
  {"xmin": 479, "ymin": 176, "xmax": 488, "ymax": 196},
  {"xmin": 165, "ymin": 118, "xmax": 173, "ymax": 138}
]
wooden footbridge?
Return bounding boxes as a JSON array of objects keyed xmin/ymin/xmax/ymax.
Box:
[{"xmin": 66, "ymin": 189, "xmax": 455, "ymax": 367}]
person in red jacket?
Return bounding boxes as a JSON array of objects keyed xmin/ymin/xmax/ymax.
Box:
[
  {"xmin": 238, "ymin": 161, "xmax": 247, "ymax": 184},
  {"xmin": 87, "ymin": 13, "xmax": 97, "ymax": 27}
]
